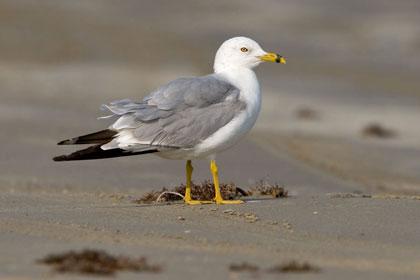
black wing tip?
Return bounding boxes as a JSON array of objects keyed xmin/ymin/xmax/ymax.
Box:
[
  {"xmin": 57, "ymin": 130, "xmax": 118, "ymax": 145},
  {"xmin": 57, "ymin": 138, "xmax": 78, "ymax": 145},
  {"xmin": 53, "ymin": 155, "xmax": 68, "ymax": 161},
  {"xmin": 53, "ymin": 145, "xmax": 160, "ymax": 162}
]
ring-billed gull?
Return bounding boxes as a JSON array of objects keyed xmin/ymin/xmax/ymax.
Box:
[{"xmin": 54, "ymin": 36, "xmax": 286, "ymax": 205}]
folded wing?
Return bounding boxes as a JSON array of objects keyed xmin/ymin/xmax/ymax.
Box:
[{"xmin": 54, "ymin": 74, "xmax": 246, "ymax": 161}]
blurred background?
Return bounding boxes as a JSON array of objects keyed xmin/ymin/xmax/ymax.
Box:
[{"xmin": 1, "ymin": 0, "xmax": 420, "ymax": 196}]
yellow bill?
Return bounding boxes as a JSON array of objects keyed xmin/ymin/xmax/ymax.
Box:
[{"xmin": 258, "ymin": 52, "xmax": 286, "ymax": 64}]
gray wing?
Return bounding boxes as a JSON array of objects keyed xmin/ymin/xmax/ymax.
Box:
[{"xmin": 100, "ymin": 74, "xmax": 246, "ymax": 151}]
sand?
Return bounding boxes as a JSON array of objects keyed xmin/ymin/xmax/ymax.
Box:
[{"xmin": 2, "ymin": 184, "xmax": 420, "ymax": 279}]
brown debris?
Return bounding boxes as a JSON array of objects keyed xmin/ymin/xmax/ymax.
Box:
[
  {"xmin": 249, "ymin": 179, "xmax": 288, "ymax": 198},
  {"xmin": 371, "ymin": 194, "xmax": 420, "ymax": 200},
  {"xmin": 131, "ymin": 187, "xmax": 179, "ymax": 204},
  {"xmin": 295, "ymin": 106, "xmax": 320, "ymax": 120},
  {"xmin": 327, "ymin": 193, "xmax": 371, "ymax": 198},
  {"xmin": 132, "ymin": 179, "xmax": 288, "ymax": 204},
  {"xmin": 229, "ymin": 262, "xmax": 260, "ymax": 272},
  {"xmin": 132, "ymin": 181, "xmax": 248, "ymax": 204},
  {"xmin": 361, "ymin": 123, "xmax": 395, "ymax": 138},
  {"xmin": 267, "ymin": 260, "xmax": 320, "ymax": 273},
  {"xmin": 37, "ymin": 249, "xmax": 161, "ymax": 276},
  {"xmin": 328, "ymin": 193, "xmax": 420, "ymax": 200}
]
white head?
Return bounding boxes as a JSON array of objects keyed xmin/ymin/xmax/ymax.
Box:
[{"xmin": 213, "ymin": 37, "xmax": 285, "ymax": 73}]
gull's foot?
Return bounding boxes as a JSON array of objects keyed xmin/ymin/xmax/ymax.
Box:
[
  {"xmin": 215, "ymin": 199, "xmax": 244, "ymax": 205},
  {"xmin": 184, "ymin": 199, "xmax": 244, "ymax": 205},
  {"xmin": 184, "ymin": 199, "xmax": 214, "ymax": 205}
]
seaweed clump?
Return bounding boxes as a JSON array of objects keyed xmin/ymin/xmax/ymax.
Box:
[
  {"xmin": 267, "ymin": 260, "xmax": 320, "ymax": 273},
  {"xmin": 295, "ymin": 106, "xmax": 320, "ymax": 120},
  {"xmin": 229, "ymin": 260, "xmax": 320, "ymax": 274},
  {"xmin": 132, "ymin": 179, "xmax": 287, "ymax": 204},
  {"xmin": 37, "ymin": 249, "xmax": 161, "ymax": 276},
  {"xmin": 229, "ymin": 262, "xmax": 260, "ymax": 272},
  {"xmin": 132, "ymin": 181, "xmax": 248, "ymax": 204},
  {"xmin": 249, "ymin": 179, "xmax": 288, "ymax": 198},
  {"xmin": 361, "ymin": 123, "xmax": 395, "ymax": 138}
]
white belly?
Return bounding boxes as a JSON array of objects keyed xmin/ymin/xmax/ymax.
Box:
[
  {"xmin": 157, "ymin": 109, "xmax": 259, "ymax": 160},
  {"xmin": 192, "ymin": 107, "xmax": 259, "ymax": 157}
]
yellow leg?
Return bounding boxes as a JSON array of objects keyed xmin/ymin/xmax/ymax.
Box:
[
  {"xmin": 184, "ymin": 160, "xmax": 193, "ymax": 201},
  {"xmin": 184, "ymin": 160, "xmax": 212, "ymax": 205},
  {"xmin": 210, "ymin": 160, "xmax": 244, "ymax": 204}
]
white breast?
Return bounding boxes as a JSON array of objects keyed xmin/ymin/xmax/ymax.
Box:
[{"xmin": 189, "ymin": 68, "xmax": 262, "ymax": 159}]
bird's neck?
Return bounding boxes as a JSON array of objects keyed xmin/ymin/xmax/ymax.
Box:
[
  {"xmin": 216, "ymin": 68, "xmax": 260, "ymax": 95},
  {"xmin": 216, "ymin": 68, "xmax": 261, "ymax": 114}
]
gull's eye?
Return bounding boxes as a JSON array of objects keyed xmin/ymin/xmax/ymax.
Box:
[{"xmin": 240, "ymin": 47, "xmax": 248, "ymax": 52}]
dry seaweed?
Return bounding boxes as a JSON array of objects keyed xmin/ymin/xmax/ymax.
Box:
[
  {"xmin": 132, "ymin": 181, "xmax": 248, "ymax": 204},
  {"xmin": 132, "ymin": 179, "xmax": 287, "ymax": 204},
  {"xmin": 132, "ymin": 187, "xmax": 176, "ymax": 204},
  {"xmin": 328, "ymin": 193, "xmax": 420, "ymax": 200},
  {"xmin": 371, "ymin": 194, "xmax": 420, "ymax": 200},
  {"xmin": 229, "ymin": 262, "xmax": 260, "ymax": 272},
  {"xmin": 267, "ymin": 260, "xmax": 320, "ymax": 273},
  {"xmin": 294, "ymin": 107, "xmax": 320, "ymax": 120},
  {"xmin": 249, "ymin": 179, "xmax": 288, "ymax": 198},
  {"xmin": 361, "ymin": 123, "xmax": 395, "ymax": 138},
  {"xmin": 37, "ymin": 249, "xmax": 161, "ymax": 276},
  {"xmin": 230, "ymin": 261, "xmax": 319, "ymax": 274},
  {"xmin": 327, "ymin": 193, "xmax": 371, "ymax": 198}
]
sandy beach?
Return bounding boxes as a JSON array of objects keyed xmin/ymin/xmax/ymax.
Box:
[{"xmin": 1, "ymin": 0, "xmax": 420, "ymax": 279}]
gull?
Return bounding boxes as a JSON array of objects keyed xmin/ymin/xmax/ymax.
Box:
[{"xmin": 54, "ymin": 37, "xmax": 286, "ymax": 205}]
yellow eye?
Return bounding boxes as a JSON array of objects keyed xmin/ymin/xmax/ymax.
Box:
[{"xmin": 240, "ymin": 47, "xmax": 248, "ymax": 52}]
